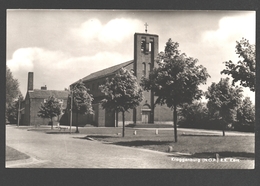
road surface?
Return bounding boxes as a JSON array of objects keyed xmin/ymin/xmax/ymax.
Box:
[{"xmin": 6, "ymin": 125, "xmax": 254, "ymax": 169}]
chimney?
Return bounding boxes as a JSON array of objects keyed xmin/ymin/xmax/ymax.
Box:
[
  {"xmin": 41, "ymin": 85, "xmax": 47, "ymax": 90},
  {"xmin": 27, "ymin": 72, "xmax": 33, "ymax": 91}
]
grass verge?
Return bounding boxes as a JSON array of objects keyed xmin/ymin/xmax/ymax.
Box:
[
  {"xmin": 6, "ymin": 146, "xmax": 30, "ymax": 161},
  {"xmin": 85, "ymin": 129, "xmax": 254, "ymax": 160}
]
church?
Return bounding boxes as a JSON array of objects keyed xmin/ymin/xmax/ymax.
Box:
[{"xmin": 69, "ymin": 31, "xmax": 173, "ymax": 127}]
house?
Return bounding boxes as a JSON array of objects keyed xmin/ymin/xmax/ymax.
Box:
[
  {"xmin": 70, "ymin": 32, "xmax": 173, "ymax": 127},
  {"xmin": 21, "ymin": 72, "xmax": 69, "ymax": 126}
]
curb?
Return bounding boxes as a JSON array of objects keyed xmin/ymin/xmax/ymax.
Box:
[
  {"xmin": 6, "ymin": 156, "xmax": 49, "ymax": 168},
  {"xmin": 6, "ymin": 157, "xmax": 34, "ymax": 167}
]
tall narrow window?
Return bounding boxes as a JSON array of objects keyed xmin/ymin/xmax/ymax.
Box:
[
  {"xmin": 148, "ymin": 63, "xmax": 151, "ymax": 73},
  {"xmin": 149, "ymin": 43, "xmax": 152, "ymax": 52},
  {"xmin": 141, "ymin": 38, "xmax": 145, "ymax": 52},
  {"xmin": 142, "ymin": 62, "xmax": 146, "ymax": 77}
]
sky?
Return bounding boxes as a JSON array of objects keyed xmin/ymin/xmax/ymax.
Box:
[{"xmin": 6, "ymin": 10, "xmax": 255, "ymax": 103}]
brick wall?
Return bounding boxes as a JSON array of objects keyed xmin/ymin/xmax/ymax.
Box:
[{"xmin": 26, "ymin": 97, "xmax": 68, "ymax": 126}]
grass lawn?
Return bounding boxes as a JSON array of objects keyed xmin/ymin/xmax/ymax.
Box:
[
  {"xmin": 21, "ymin": 125, "xmax": 255, "ymax": 160},
  {"xmin": 83, "ymin": 128, "xmax": 254, "ymax": 160},
  {"xmin": 6, "ymin": 146, "xmax": 30, "ymax": 161}
]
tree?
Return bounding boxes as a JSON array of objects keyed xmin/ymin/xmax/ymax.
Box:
[
  {"xmin": 205, "ymin": 78, "xmax": 243, "ymax": 136},
  {"xmin": 37, "ymin": 96, "xmax": 62, "ymax": 129},
  {"xmin": 100, "ymin": 68, "xmax": 143, "ymax": 137},
  {"xmin": 68, "ymin": 80, "xmax": 93, "ymax": 133},
  {"xmin": 178, "ymin": 101, "xmax": 209, "ymax": 129},
  {"xmin": 141, "ymin": 39, "xmax": 210, "ymax": 142},
  {"xmin": 221, "ymin": 38, "xmax": 255, "ymax": 92},
  {"xmin": 6, "ymin": 95, "xmax": 23, "ymax": 124},
  {"xmin": 6, "ymin": 66, "xmax": 21, "ymax": 122},
  {"xmin": 236, "ymin": 97, "xmax": 255, "ymax": 132}
]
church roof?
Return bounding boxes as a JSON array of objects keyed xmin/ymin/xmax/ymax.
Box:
[
  {"xmin": 72, "ymin": 60, "xmax": 134, "ymax": 85},
  {"xmin": 28, "ymin": 89, "xmax": 69, "ymax": 99}
]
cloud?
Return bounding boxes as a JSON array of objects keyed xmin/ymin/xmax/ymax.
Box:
[
  {"xmin": 71, "ymin": 18, "xmax": 103, "ymax": 41},
  {"xmin": 7, "ymin": 47, "xmax": 131, "ymax": 96},
  {"xmin": 7, "ymin": 48, "xmax": 37, "ymax": 72},
  {"xmin": 202, "ymin": 13, "xmax": 255, "ymax": 44},
  {"xmin": 71, "ymin": 18, "xmax": 143, "ymax": 45}
]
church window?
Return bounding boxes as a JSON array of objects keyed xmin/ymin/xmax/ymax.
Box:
[
  {"xmin": 148, "ymin": 63, "xmax": 151, "ymax": 73},
  {"xmin": 141, "ymin": 38, "xmax": 146, "ymax": 52},
  {"xmin": 142, "ymin": 62, "xmax": 146, "ymax": 76}
]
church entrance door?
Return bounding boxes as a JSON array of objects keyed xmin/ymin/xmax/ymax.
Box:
[{"xmin": 142, "ymin": 111, "xmax": 150, "ymax": 124}]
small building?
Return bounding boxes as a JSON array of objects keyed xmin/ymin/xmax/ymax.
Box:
[
  {"xmin": 70, "ymin": 32, "xmax": 173, "ymax": 127},
  {"xmin": 21, "ymin": 72, "xmax": 69, "ymax": 126}
]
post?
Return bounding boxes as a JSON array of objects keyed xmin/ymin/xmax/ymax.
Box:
[
  {"xmin": 70, "ymin": 90, "xmax": 73, "ymax": 134},
  {"xmin": 116, "ymin": 110, "xmax": 118, "ymax": 127},
  {"xmin": 17, "ymin": 96, "xmax": 21, "ymax": 127},
  {"xmin": 122, "ymin": 111, "xmax": 125, "ymax": 137},
  {"xmin": 173, "ymin": 104, "xmax": 177, "ymax": 142}
]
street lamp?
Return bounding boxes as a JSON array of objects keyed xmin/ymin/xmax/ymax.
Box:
[
  {"xmin": 17, "ymin": 95, "xmax": 21, "ymax": 127},
  {"xmin": 70, "ymin": 89, "xmax": 73, "ymax": 134}
]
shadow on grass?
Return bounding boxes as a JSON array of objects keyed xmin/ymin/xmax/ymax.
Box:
[
  {"xmin": 126, "ymin": 124, "xmax": 173, "ymax": 128},
  {"xmin": 168, "ymin": 151, "xmax": 255, "ymax": 160},
  {"xmin": 112, "ymin": 140, "xmax": 172, "ymax": 147},
  {"xmin": 74, "ymin": 135, "xmax": 115, "ymax": 140},
  {"xmin": 181, "ymin": 134, "xmax": 222, "ymax": 137},
  {"xmin": 46, "ymin": 131, "xmax": 71, "ymax": 134},
  {"xmin": 6, "ymin": 146, "xmax": 30, "ymax": 161}
]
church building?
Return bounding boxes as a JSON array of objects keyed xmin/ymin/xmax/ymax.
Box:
[{"xmin": 70, "ymin": 31, "xmax": 173, "ymax": 127}]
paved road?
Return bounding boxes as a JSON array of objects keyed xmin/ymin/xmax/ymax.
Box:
[{"xmin": 6, "ymin": 126, "xmax": 254, "ymax": 169}]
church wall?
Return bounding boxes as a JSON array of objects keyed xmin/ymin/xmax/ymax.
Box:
[
  {"xmin": 97, "ymin": 103, "xmax": 106, "ymax": 127},
  {"xmin": 117, "ymin": 109, "xmax": 134, "ymax": 126},
  {"xmin": 105, "ymin": 108, "xmax": 115, "ymax": 127},
  {"xmin": 154, "ymin": 104, "xmax": 173, "ymax": 124}
]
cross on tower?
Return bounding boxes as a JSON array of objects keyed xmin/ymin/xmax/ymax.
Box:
[{"xmin": 144, "ymin": 22, "xmax": 148, "ymax": 33}]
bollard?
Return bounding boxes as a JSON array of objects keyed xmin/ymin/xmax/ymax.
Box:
[
  {"xmin": 155, "ymin": 129, "xmax": 158, "ymax": 135},
  {"xmin": 216, "ymin": 153, "xmax": 220, "ymax": 162},
  {"xmin": 168, "ymin": 146, "xmax": 173, "ymax": 152},
  {"xmin": 133, "ymin": 130, "xmax": 137, "ymax": 135}
]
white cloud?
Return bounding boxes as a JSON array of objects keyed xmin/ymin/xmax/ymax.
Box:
[
  {"xmin": 71, "ymin": 18, "xmax": 103, "ymax": 41},
  {"xmin": 7, "ymin": 47, "xmax": 131, "ymax": 96},
  {"xmin": 99, "ymin": 18, "xmax": 143, "ymax": 43},
  {"xmin": 202, "ymin": 13, "xmax": 255, "ymax": 44},
  {"xmin": 70, "ymin": 18, "xmax": 143, "ymax": 45},
  {"xmin": 7, "ymin": 48, "xmax": 36, "ymax": 72}
]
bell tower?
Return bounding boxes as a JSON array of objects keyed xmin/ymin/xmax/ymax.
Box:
[{"xmin": 133, "ymin": 31, "xmax": 159, "ymax": 124}]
